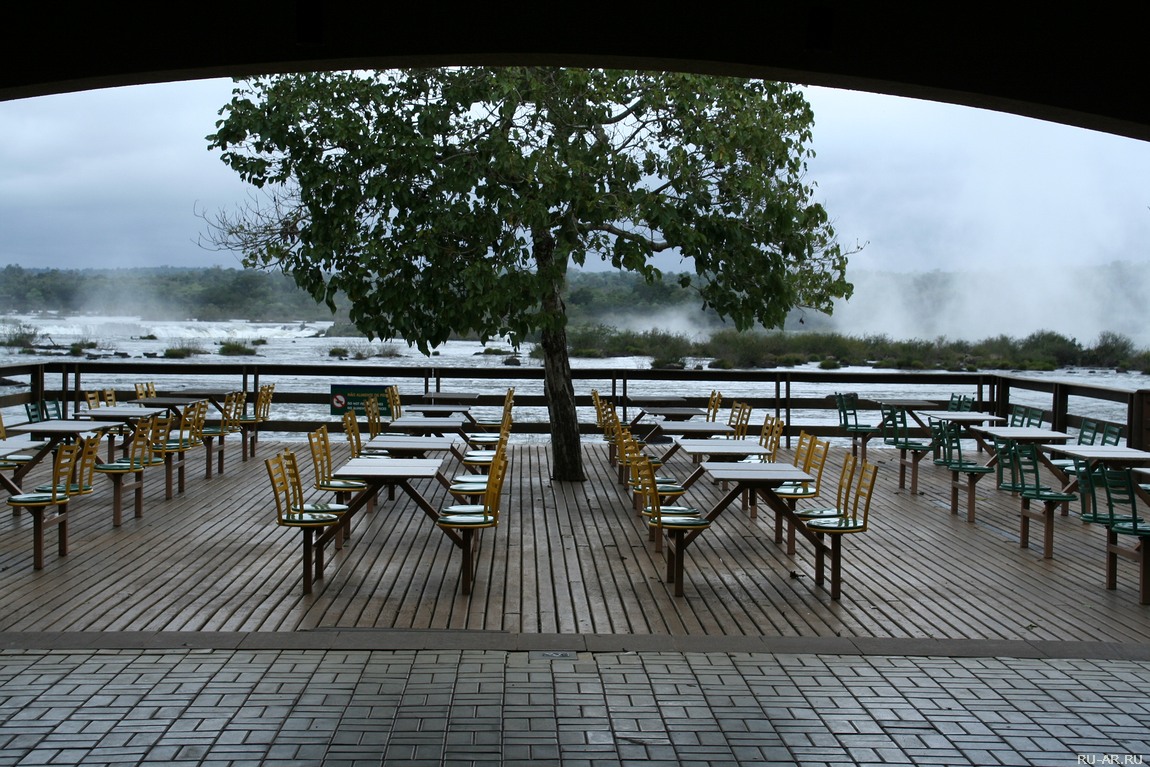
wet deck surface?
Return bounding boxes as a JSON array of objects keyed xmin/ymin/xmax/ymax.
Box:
[{"xmin": 1, "ymin": 434, "xmax": 1147, "ymax": 645}]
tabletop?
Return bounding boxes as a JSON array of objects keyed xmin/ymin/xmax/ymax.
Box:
[
  {"xmin": 650, "ymin": 421, "xmax": 733, "ymax": 437},
  {"xmin": 642, "ymin": 406, "xmax": 706, "ymax": 419},
  {"xmin": 700, "ymin": 462, "xmax": 813, "ymax": 484},
  {"xmin": 421, "ymin": 391, "xmax": 480, "ymax": 404},
  {"xmin": 10, "ymin": 419, "xmax": 107, "ymax": 438},
  {"xmin": 336, "ymin": 458, "xmax": 444, "ymax": 480},
  {"xmin": 401, "ymin": 404, "xmax": 473, "ymax": 416},
  {"xmin": 625, "ymin": 396, "xmax": 687, "ymax": 405},
  {"xmin": 917, "ymin": 411, "xmax": 1006, "ymax": 424},
  {"xmin": 83, "ymin": 406, "xmax": 169, "ymax": 421},
  {"xmin": 971, "ymin": 426, "xmax": 1072, "ymax": 442},
  {"xmin": 671, "ymin": 438, "xmax": 771, "ymax": 458},
  {"xmin": 874, "ymin": 399, "xmax": 938, "ymax": 409},
  {"xmin": 1041, "ymin": 444, "xmax": 1150, "ymax": 462},
  {"xmin": 386, "ymin": 416, "xmax": 467, "ymax": 435},
  {"xmin": 365, "ymin": 435, "xmax": 460, "ymax": 453}
]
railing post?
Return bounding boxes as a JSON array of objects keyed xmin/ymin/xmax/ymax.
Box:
[
  {"xmin": 1130, "ymin": 390, "xmax": 1150, "ymax": 450},
  {"xmin": 1051, "ymin": 382, "xmax": 1069, "ymax": 432}
]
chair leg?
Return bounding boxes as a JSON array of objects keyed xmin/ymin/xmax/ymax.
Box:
[
  {"xmin": 301, "ymin": 529, "xmax": 315, "ymax": 595},
  {"xmin": 109, "ymin": 474, "xmax": 124, "ymax": 527},
  {"xmin": 1139, "ymin": 536, "xmax": 1149, "ymax": 605},
  {"xmin": 461, "ymin": 529, "xmax": 474, "ymax": 596},
  {"xmin": 830, "ymin": 535, "xmax": 843, "ymax": 600},
  {"xmin": 1106, "ymin": 529, "xmax": 1119, "ymax": 590}
]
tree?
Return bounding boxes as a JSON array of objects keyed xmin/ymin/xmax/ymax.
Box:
[{"xmin": 206, "ymin": 67, "xmax": 853, "ymax": 481}]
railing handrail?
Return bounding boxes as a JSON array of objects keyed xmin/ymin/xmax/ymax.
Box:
[{"xmin": 3, "ymin": 360, "xmax": 1148, "ymax": 447}]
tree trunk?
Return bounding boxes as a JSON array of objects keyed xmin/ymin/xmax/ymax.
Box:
[
  {"xmin": 540, "ymin": 324, "xmax": 584, "ymax": 481},
  {"xmin": 534, "ymin": 230, "xmax": 585, "ymax": 482}
]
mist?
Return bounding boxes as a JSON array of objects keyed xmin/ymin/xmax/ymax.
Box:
[{"xmin": 819, "ymin": 261, "xmax": 1150, "ymax": 348}]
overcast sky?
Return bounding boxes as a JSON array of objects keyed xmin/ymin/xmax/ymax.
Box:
[{"xmin": 2, "ymin": 76, "xmax": 1150, "ymax": 341}]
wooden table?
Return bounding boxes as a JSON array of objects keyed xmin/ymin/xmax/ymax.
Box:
[
  {"xmin": 402, "ymin": 403, "xmax": 476, "ymax": 422},
  {"xmin": 421, "ymin": 391, "xmax": 480, "ymax": 404},
  {"xmin": 647, "ymin": 421, "xmax": 733, "ymax": 442},
  {"xmin": 4, "ymin": 420, "xmax": 107, "ymax": 493},
  {"xmin": 335, "ymin": 457, "xmax": 486, "ymax": 593},
  {"xmin": 970, "ymin": 426, "xmax": 1072, "ymax": 469},
  {"xmin": 385, "ymin": 416, "xmax": 468, "ymax": 437},
  {"xmin": 82, "ymin": 406, "xmax": 169, "ymax": 459},
  {"xmin": 662, "ymin": 437, "xmax": 771, "ymax": 466},
  {"xmin": 365, "ymin": 434, "xmax": 464, "ymax": 459},
  {"xmin": 660, "ymin": 461, "xmax": 813, "ymax": 597}
]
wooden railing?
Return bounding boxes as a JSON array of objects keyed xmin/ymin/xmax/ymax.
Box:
[{"xmin": 3, "ymin": 360, "xmax": 1150, "ymax": 448}]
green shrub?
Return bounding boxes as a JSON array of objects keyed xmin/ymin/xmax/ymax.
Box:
[{"xmin": 219, "ymin": 342, "xmax": 256, "ymax": 356}]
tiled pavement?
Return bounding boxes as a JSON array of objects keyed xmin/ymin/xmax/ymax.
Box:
[{"xmin": 0, "ymin": 634, "xmax": 1148, "ymax": 766}]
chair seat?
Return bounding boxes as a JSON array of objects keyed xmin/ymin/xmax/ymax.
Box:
[
  {"xmin": 648, "ymin": 517, "xmax": 710, "ymax": 529},
  {"xmin": 318, "ymin": 479, "xmax": 367, "ymax": 491},
  {"xmin": 34, "ymin": 482, "xmax": 92, "ymax": 495},
  {"xmin": 280, "ymin": 511, "xmax": 340, "ymax": 526},
  {"xmin": 442, "ymin": 503, "xmax": 485, "ymax": 514},
  {"xmin": 295, "ymin": 502, "xmax": 349, "ymax": 515},
  {"xmin": 7, "ymin": 492, "xmax": 59, "ymax": 506},
  {"xmin": 946, "ymin": 461, "xmax": 993, "ymax": 474},
  {"xmin": 794, "ymin": 506, "xmax": 843, "ymax": 519},
  {"xmin": 1108, "ymin": 520, "xmax": 1150, "ymax": 536},
  {"xmin": 806, "ymin": 517, "xmax": 866, "ymax": 532},
  {"xmin": 437, "ymin": 514, "xmax": 497, "ymax": 527},
  {"xmin": 1021, "ymin": 487, "xmax": 1075, "ymax": 503},
  {"xmin": 894, "ymin": 440, "xmax": 932, "ymax": 451},
  {"xmin": 641, "ymin": 505, "xmax": 700, "ymax": 517}
]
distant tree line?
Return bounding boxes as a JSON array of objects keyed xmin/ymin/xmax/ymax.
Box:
[
  {"xmin": 0, "ymin": 264, "xmax": 350, "ymax": 321},
  {"xmin": 3, "ymin": 265, "xmax": 1146, "ymax": 372}
]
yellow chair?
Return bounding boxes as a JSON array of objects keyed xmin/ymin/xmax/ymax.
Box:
[
  {"xmin": 34, "ymin": 434, "xmax": 101, "ymax": 499},
  {"xmin": 239, "ymin": 383, "xmax": 274, "ymax": 460},
  {"xmin": 95, "ymin": 414, "xmax": 163, "ymax": 526},
  {"xmin": 153, "ymin": 401, "xmax": 205, "ymax": 499},
  {"xmin": 448, "ymin": 441, "xmax": 505, "ymax": 499},
  {"xmin": 806, "ymin": 460, "xmax": 879, "ymax": 599},
  {"xmin": 200, "ymin": 391, "xmax": 244, "ymax": 477},
  {"xmin": 341, "ymin": 410, "xmax": 389, "ymax": 458},
  {"xmin": 742, "ymin": 416, "xmax": 784, "ymax": 464},
  {"xmin": 134, "ymin": 382, "xmax": 157, "ymax": 399},
  {"xmin": 437, "ymin": 447, "xmax": 508, "ymax": 595},
  {"xmin": 0, "ymin": 411, "xmax": 43, "ymax": 469},
  {"xmin": 637, "ymin": 453, "xmax": 710, "ymax": 596},
  {"xmin": 308, "ymin": 425, "xmax": 372, "ymax": 511},
  {"xmin": 385, "ymin": 385, "xmax": 404, "ymax": 419},
  {"xmin": 363, "ymin": 395, "xmax": 384, "ymax": 439},
  {"xmin": 266, "ymin": 448, "xmax": 345, "ymax": 595},
  {"xmin": 705, "ymin": 390, "xmax": 722, "ymax": 422},
  {"xmin": 7, "ymin": 442, "xmax": 81, "ymax": 569}
]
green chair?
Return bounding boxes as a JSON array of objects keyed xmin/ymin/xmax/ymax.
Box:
[
  {"xmin": 1049, "ymin": 419, "xmax": 1100, "ymax": 476},
  {"xmin": 1013, "ymin": 442, "xmax": 1076, "ymax": 558},
  {"xmin": 266, "ymin": 448, "xmax": 345, "ymax": 595},
  {"xmin": 834, "ymin": 393, "xmax": 876, "ymax": 461},
  {"xmin": 938, "ymin": 420, "xmax": 993, "ymax": 522},
  {"xmin": 881, "ymin": 404, "xmax": 932, "ymax": 495},
  {"xmin": 1094, "ymin": 467, "xmax": 1150, "ymax": 604},
  {"xmin": 7, "ymin": 442, "xmax": 81, "ymax": 569},
  {"xmin": 805, "ymin": 460, "xmax": 879, "ymax": 600}
]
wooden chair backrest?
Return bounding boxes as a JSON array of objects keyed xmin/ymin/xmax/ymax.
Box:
[
  {"xmin": 847, "ymin": 461, "xmax": 879, "ymax": 530},
  {"xmin": 341, "ymin": 410, "xmax": 364, "ymax": 458},
  {"xmin": 307, "ymin": 426, "xmax": 336, "ymax": 485},
  {"xmin": 47, "ymin": 443, "xmax": 82, "ymax": 503}
]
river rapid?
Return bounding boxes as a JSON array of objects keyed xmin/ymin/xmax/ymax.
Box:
[{"xmin": 2, "ymin": 314, "xmax": 1145, "ymax": 439}]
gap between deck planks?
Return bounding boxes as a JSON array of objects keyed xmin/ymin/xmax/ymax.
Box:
[{"xmin": 0, "ymin": 436, "xmax": 1147, "ymax": 641}]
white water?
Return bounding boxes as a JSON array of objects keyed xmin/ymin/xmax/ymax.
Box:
[{"xmin": 2, "ymin": 313, "xmax": 1146, "ymax": 439}]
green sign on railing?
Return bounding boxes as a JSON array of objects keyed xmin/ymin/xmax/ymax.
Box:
[{"xmin": 329, "ymin": 385, "xmax": 391, "ymax": 416}]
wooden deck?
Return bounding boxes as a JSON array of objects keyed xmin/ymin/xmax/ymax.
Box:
[{"xmin": 1, "ymin": 435, "xmax": 1148, "ymax": 643}]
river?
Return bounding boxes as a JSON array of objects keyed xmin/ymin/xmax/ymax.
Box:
[{"xmin": 2, "ymin": 313, "xmax": 1145, "ymax": 438}]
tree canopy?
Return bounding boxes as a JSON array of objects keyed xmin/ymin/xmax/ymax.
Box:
[{"xmin": 206, "ymin": 67, "xmax": 852, "ymax": 480}]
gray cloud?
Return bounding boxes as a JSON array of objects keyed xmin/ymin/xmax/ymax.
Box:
[{"xmin": 1, "ymin": 78, "xmax": 1148, "ymax": 345}]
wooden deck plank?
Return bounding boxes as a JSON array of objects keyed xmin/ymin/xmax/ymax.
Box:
[{"xmin": 1, "ymin": 436, "xmax": 1149, "ymax": 641}]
